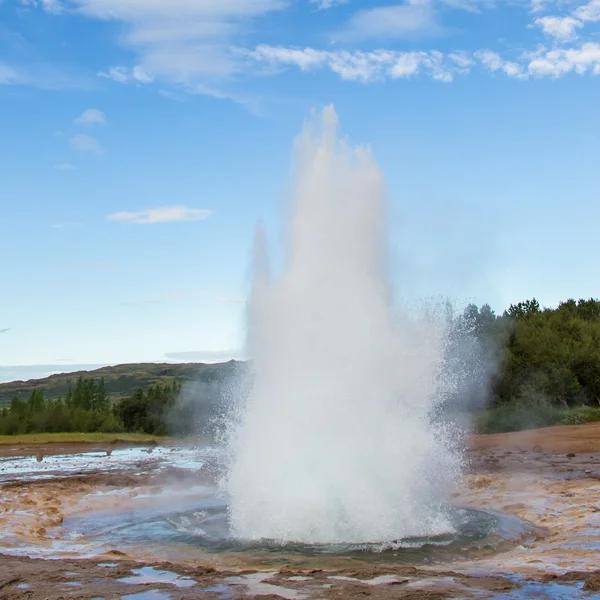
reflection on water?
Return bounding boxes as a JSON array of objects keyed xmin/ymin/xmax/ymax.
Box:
[
  {"xmin": 118, "ymin": 567, "xmax": 196, "ymax": 588},
  {"xmin": 121, "ymin": 592, "xmax": 172, "ymax": 600},
  {"xmin": 494, "ymin": 580, "xmax": 588, "ymax": 599}
]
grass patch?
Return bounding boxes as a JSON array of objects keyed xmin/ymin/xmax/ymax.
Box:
[
  {"xmin": 475, "ymin": 404, "xmax": 600, "ymax": 434},
  {"xmin": 0, "ymin": 432, "xmax": 172, "ymax": 445}
]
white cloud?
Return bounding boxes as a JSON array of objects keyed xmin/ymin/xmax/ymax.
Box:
[
  {"xmin": 449, "ymin": 51, "xmax": 475, "ymax": 69},
  {"xmin": 530, "ymin": 0, "xmax": 550, "ymax": 13},
  {"xmin": 74, "ymin": 108, "xmax": 107, "ymax": 126},
  {"xmin": 526, "ymin": 42, "xmax": 600, "ymax": 76},
  {"xmin": 575, "ymin": 0, "xmax": 600, "ymax": 21},
  {"xmin": 107, "ymin": 205, "xmax": 213, "ymax": 225},
  {"xmin": 54, "ymin": 162, "xmax": 76, "ymax": 170},
  {"xmin": 70, "ymin": 134, "xmax": 103, "ymax": 155},
  {"xmin": 534, "ymin": 15, "xmax": 583, "ymax": 41},
  {"xmin": 309, "ymin": 0, "xmax": 347, "ymax": 9},
  {"xmin": 98, "ymin": 66, "xmax": 129, "ymax": 83},
  {"xmin": 249, "ymin": 45, "xmax": 460, "ymax": 82},
  {"xmin": 99, "ymin": 65, "xmax": 153, "ymax": 84},
  {"xmin": 339, "ymin": 0, "xmax": 440, "ymax": 41},
  {"xmin": 475, "ymin": 49, "xmax": 528, "ymax": 79}
]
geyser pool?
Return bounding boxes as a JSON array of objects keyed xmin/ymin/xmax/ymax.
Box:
[
  {"xmin": 64, "ymin": 477, "xmax": 540, "ymax": 567},
  {"xmin": 221, "ymin": 106, "xmax": 463, "ymax": 544}
]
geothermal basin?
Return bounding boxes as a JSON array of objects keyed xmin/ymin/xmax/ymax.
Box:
[{"xmin": 2, "ymin": 427, "xmax": 600, "ymax": 599}]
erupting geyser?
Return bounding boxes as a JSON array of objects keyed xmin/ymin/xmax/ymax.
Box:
[{"xmin": 222, "ymin": 106, "xmax": 462, "ymax": 545}]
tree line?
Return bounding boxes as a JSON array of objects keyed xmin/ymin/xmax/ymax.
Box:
[
  {"xmin": 451, "ymin": 297, "xmax": 600, "ymax": 432},
  {"xmin": 0, "ymin": 377, "xmax": 198, "ymax": 436}
]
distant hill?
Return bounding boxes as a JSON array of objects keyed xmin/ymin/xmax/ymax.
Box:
[{"xmin": 0, "ymin": 361, "xmax": 244, "ymax": 406}]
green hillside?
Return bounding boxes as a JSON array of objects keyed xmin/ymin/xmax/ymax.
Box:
[{"xmin": 0, "ymin": 361, "xmax": 242, "ymax": 406}]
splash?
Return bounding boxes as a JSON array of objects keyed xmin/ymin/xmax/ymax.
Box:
[{"xmin": 222, "ymin": 106, "xmax": 461, "ymax": 544}]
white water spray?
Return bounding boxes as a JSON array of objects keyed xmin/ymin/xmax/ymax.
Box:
[{"xmin": 223, "ymin": 106, "xmax": 461, "ymax": 544}]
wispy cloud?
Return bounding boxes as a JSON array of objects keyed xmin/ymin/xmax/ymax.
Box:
[
  {"xmin": 475, "ymin": 49, "xmax": 527, "ymax": 79},
  {"xmin": 309, "ymin": 0, "xmax": 347, "ymax": 9},
  {"xmin": 59, "ymin": 0, "xmax": 286, "ymax": 90},
  {"xmin": 54, "ymin": 162, "xmax": 77, "ymax": 171},
  {"xmin": 0, "ymin": 328, "xmax": 11, "ymax": 334},
  {"xmin": 249, "ymin": 46, "xmax": 458, "ymax": 82},
  {"xmin": 0, "ymin": 61, "xmax": 93, "ymax": 90},
  {"xmin": 0, "ymin": 64, "xmax": 20, "ymax": 85},
  {"xmin": 250, "ymin": 40, "xmax": 600, "ymax": 82},
  {"xmin": 18, "ymin": 0, "xmax": 600, "ymax": 93},
  {"xmin": 19, "ymin": 0, "xmax": 64, "ymax": 14},
  {"xmin": 107, "ymin": 205, "xmax": 213, "ymax": 225},
  {"xmin": 74, "ymin": 108, "xmax": 107, "ymax": 126},
  {"xmin": 70, "ymin": 133, "xmax": 103, "ymax": 155},
  {"xmin": 534, "ymin": 16, "xmax": 583, "ymax": 41},
  {"xmin": 338, "ymin": 0, "xmax": 441, "ymax": 41},
  {"xmin": 98, "ymin": 65, "xmax": 153, "ymax": 84}
]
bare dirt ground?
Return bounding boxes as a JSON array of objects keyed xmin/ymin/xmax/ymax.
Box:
[
  {"xmin": 2, "ymin": 424, "xmax": 600, "ymax": 599},
  {"xmin": 471, "ymin": 421, "xmax": 600, "ymax": 454}
]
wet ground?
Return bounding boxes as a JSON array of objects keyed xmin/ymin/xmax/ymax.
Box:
[{"xmin": 2, "ymin": 425, "xmax": 600, "ymax": 598}]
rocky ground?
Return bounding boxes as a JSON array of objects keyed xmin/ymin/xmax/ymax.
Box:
[{"xmin": 2, "ymin": 424, "xmax": 600, "ymax": 599}]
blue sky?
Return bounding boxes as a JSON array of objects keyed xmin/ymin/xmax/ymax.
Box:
[{"xmin": 1, "ymin": 0, "xmax": 600, "ymax": 379}]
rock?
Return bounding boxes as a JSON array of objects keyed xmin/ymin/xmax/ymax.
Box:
[
  {"xmin": 567, "ymin": 453, "xmax": 576, "ymax": 458},
  {"xmin": 532, "ymin": 445, "xmax": 543, "ymax": 453},
  {"xmin": 584, "ymin": 573, "xmax": 600, "ymax": 591}
]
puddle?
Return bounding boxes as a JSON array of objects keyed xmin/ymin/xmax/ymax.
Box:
[
  {"xmin": 99, "ymin": 562, "xmax": 118, "ymax": 567},
  {"xmin": 494, "ymin": 580, "xmax": 588, "ymax": 599},
  {"xmin": 121, "ymin": 591, "xmax": 172, "ymax": 600},
  {"xmin": 226, "ymin": 572, "xmax": 308, "ymax": 599},
  {"xmin": 118, "ymin": 566, "xmax": 196, "ymax": 588},
  {"xmin": 329, "ymin": 574, "xmax": 402, "ymax": 586},
  {"xmin": 63, "ymin": 581, "xmax": 83, "ymax": 587},
  {"xmin": 203, "ymin": 583, "xmax": 233, "ymax": 598},
  {"xmin": 15, "ymin": 583, "xmax": 30, "ymax": 589}
]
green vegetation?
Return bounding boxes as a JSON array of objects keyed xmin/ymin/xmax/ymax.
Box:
[
  {"xmin": 0, "ymin": 432, "xmax": 168, "ymax": 445},
  {"xmin": 454, "ymin": 298, "xmax": 600, "ymax": 433},
  {"xmin": 0, "ymin": 377, "xmax": 184, "ymax": 436}
]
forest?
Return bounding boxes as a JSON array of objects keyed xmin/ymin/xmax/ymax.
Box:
[
  {"xmin": 2, "ymin": 297, "xmax": 600, "ymax": 435},
  {"xmin": 0, "ymin": 378, "xmax": 199, "ymax": 436},
  {"xmin": 454, "ymin": 297, "xmax": 600, "ymax": 432}
]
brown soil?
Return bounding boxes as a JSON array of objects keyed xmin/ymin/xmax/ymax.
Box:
[{"xmin": 471, "ymin": 421, "xmax": 600, "ymax": 453}]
